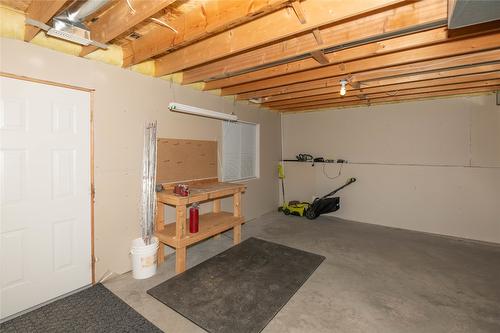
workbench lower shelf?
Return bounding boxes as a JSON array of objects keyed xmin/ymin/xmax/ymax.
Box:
[
  {"xmin": 155, "ymin": 212, "xmax": 244, "ymax": 248},
  {"xmin": 155, "ymin": 179, "xmax": 246, "ymax": 274}
]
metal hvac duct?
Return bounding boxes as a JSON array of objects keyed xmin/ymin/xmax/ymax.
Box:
[
  {"xmin": 26, "ymin": 0, "xmax": 110, "ymax": 49},
  {"xmin": 448, "ymin": 0, "xmax": 500, "ymax": 29}
]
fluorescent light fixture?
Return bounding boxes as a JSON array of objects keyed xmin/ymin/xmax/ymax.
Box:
[
  {"xmin": 340, "ymin": 79, "xmax": 347, "ymax": 96},
  {"xmin": 168, "ymin": 103, "xmax": 238, "ymax": 121}
]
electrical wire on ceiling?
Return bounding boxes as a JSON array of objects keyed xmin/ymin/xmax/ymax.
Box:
[
  {"xmin": 125, "ymin": 0, "xmax": 136, "ymax": 14},
  {"xmin": 150, "ymin": 17, "xmax": 178, "ymax": 34},
  {"xmin": 125, "ymin": 0, "xmax": 178, "ymax": 33}
]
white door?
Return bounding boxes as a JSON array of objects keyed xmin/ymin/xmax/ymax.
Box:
[{"xmin": 0, "ymin": 76, "xmax": 91, "ymax": 320}]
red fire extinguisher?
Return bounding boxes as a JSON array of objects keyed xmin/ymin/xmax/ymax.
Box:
[{"xmin": 189, "ymin": 203, "xmax": 199, "ymax": 233}]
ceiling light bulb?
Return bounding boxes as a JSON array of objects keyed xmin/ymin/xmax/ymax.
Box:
[{"xmin": 340, "ymin": 80, "xmax": 347, "ymax": 96}]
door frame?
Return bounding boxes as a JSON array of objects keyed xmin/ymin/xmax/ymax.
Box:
[{"xmin": 0, "ymin": 72, "xmax": 96, "ymax": 284}]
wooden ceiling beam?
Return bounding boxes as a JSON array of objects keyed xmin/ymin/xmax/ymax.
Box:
[
  {"xmin": 80, "ymin": 0, "xmax": 177, "ymax": 57},
  {"xmin": 183, "ymin": 0, "xmax": 447, "ymax": 85},
  {"xmin": 312, "ymin": 29, "xmax": 323, "ymax": 45},
  {"xmin": 24, "ymin": 0, "xmax": 68, "ymax": 42},
  {"xmin": 123, "ymin": 0, "xmax": 292, "ymax": 67},
  {"xmin": 205, "ymin": 24, "xmax": 458, "ymax": 90},
  {"xmin": 237, "ymin": 49, "xmax": 500, "ymax": 100},
  {"xmin": 277, "ymin": 86, "xmax": 500, "ymax": 112},
  {"xmin": 222, "ymin": 31, "xmax": 500, "ymax": 96},
  {"xmin": 269, "ymin": 76, "xmax": 500, "ymax": 108},
  {"xmin": 261, "ymin": 63, "xmax": 500, "ymax": 104},
  {"xmin": 217, "ymin": 22, "xmax": 500, "ymax": 92},
  {"xmin": 154, "ymin": 0, "xmax": 410, "ymax": 76}
]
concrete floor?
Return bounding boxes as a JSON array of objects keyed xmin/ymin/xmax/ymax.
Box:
[{"xmin": 104, "ymin": 212, "xmax": 500, "ymax": 333}]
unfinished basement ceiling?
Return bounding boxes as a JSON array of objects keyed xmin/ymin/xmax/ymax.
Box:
[{"xmin": 2, "ymin": 0, "xmax": 500, "ymax": 112}]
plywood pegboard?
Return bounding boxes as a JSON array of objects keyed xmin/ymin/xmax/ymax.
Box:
[{"xmin": 156, "ymin": 138, "xmax": 218, "ymax": 183}]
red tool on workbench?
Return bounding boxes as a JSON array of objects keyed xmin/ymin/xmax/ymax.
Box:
[{"xmin": 173, "ymin": 184, "xmax": 190, "ymax": 196}]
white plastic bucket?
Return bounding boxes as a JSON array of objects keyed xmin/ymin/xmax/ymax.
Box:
[{"xmin": 130, "ymin": 237, "xmax": 159, "ymax": 279}]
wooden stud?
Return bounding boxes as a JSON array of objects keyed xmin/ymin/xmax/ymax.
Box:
[
  {"xmin": 183, "ymin": 0, "xmax": 447, "ymax": 85},
  {"xmin": 155, "ymin": 0, "xmax": 408, "ymax": 76},
  {"xmin": 290, "ymin": 1, "xmax": 306, "ymax": 24},
  {"xmin": 311, "ymin": 50, "xmax": 330, "ymax": 65},
  {"xmin": 24, "ymin": 0, "xmax": 67, "ymax": 42},
  {"xmin": 221, "ymin": 31, "xmax": 500, "ymax": 95},
  {"xmin": 124, "ymin": 0, "xmax": 291, "ymax": 66},
  {"xmin": 80, "ymin": 0, "xmax": 177, "ymax": 56},
  {"xmin": 312, "ymin": 29, "xmax": 323, "ymax": 45}
]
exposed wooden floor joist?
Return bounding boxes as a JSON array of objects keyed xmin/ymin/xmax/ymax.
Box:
[
  {"xmin": 279, "ymin": 86, "xmax": 500, "ymax": 112},
  {"xmin": 221, "ymin": 31, "xmax": 500, "ymax": 96},
  {"xmin": 80, "ymin": 0, "xmax": 176, "ymax": 56},
  {"xmin": 185, "ymin": 0, "xmax": 448, "ymax": 85},
  {"xmin": 122, "ymin": 0, "xmax": 292, "ymax": 67},
  {"xmin": 265, "ymin": 70, "xmax": 500, "ymax": 108},
  {"xmin": 3, "ymin": 0, "xmax": 499, "ymax": 112},
  {"xmin": 237, "ymin": 50, "xmax": 500, "ymax": 101},
  {"xmin": 271, "ymin": 78, "xmax": 500, "ymax": 110},
  {"xmin": 154, "ymin": 0, "xmax": 409, "ymax": 76}
]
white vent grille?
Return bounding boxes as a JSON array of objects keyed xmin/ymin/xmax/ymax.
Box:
[{"xmin": 47, "ymin": 28, "xmax": 91, "ymax": 46}]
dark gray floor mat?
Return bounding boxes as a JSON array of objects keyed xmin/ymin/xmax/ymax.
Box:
[
  {"xmin": 0, "ymin": 283, "xmax": 162, "ymax": 333},
  {"xmin": 147, "ymin": 237, "xmax": 325, "ymax": 333}
]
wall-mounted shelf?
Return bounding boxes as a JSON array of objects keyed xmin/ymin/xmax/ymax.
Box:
[{"xmin": 282, "ymin": 159, "xmax": 347, "ymax": 164}]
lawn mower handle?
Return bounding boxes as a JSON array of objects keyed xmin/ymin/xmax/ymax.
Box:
[{"xmin": 321, "ymin": 177, "xmax": 356, "ymax": 199}]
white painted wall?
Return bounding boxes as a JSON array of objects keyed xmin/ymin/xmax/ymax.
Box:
[
  {"xmin": 0, "ymin": 38, "xmax": 282, "ymax": 278},
  {"xmin": 282, "ymin": 95, "xmax": 500, "ymax": 243}
]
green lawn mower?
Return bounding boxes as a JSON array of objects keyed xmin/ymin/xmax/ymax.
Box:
[
  {"xmin": 279, "ymin": 201, "xmax": 310, "ymax": 216},
  {"xmin": 278, "ymin": 162, "xmax": 356, "ymax": 219},
  {"xmin": 278, "ymin": 163, "xmax": 310, "ymax": 216}
]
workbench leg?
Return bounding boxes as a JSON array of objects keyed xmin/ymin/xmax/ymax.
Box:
[
  {"xmin": 213, "ymin": 199, "xmax": 222, "ymax": 239},
  {"xmin": 155, "ymin": 201, "xmax": 165, "ymax": 265},
  {"xmin": 233, "ymin": 192, "xmax": 242, "ymax": 245},
  {"xmin": 233, "ymin": 225, "xmax": 241, "ymax": 245},
  {"xmin": 175, "ymin": 247, "xmax": 186, "ymax": 273},
  {"xmin": 176, "ymin": 205, "xmax": 186, "ymax": 239},
  {"xmin": 175, "ymin": 205, "xmax": 187, "ymax": 274}
]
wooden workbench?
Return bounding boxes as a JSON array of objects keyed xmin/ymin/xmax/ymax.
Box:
[{"xmin": 155, "ymin": 178, "xmax": 246, "ymax": 274}]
